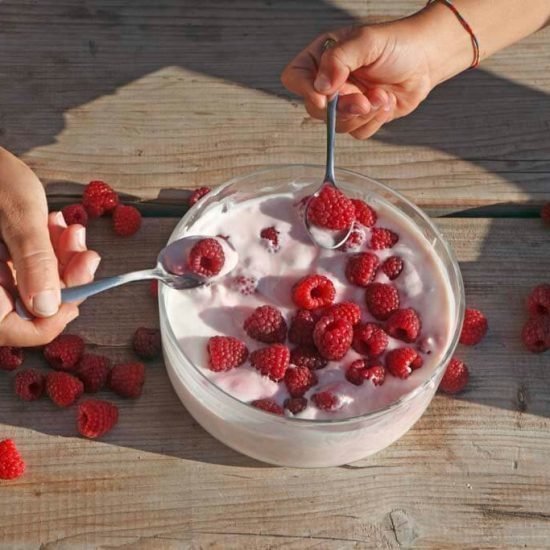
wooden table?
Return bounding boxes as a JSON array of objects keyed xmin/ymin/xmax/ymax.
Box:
[{"xmin": 1, "ymin": 1, "xmax": 549, "ymax": 547}]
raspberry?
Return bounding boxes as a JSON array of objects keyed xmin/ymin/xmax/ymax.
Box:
[
  {"xmin": 386, "ymin": 308, "xmax": 421, "ymax": 343},
  {"xmin": 381, "ymin": 256, "xmax": 404, "ymax": 280},
  {"xmin": 340, "ymin": 226, "xmax": 366, "ymax": 252},
  {"xmin": 250, "ymin": 344, "xmax": 290, "ymax": 381},
  {"xmin": 260, "ymin": 226, "xmax": 280, "ymax": 252},
  {"xmin": 312, "ymin": 391, "xmax": 340, "ymax": 411},
  {"xmin": 284, "ymin": 366, "xmax": 317, "ymax": 398},
  {"xmin": 365, "ymin": 283, "xmax": 400, "ymax": 320},
  {"xmin": 132, "ymin": 327, "xmax": 162, "ymax": 360},
  {"xmin": 369, "ymin": 227, "xmax": 398, "ymax": 250},
  {"xmin": 62, "ymin": 204, "xmax": 88, "ymax": 226},
  {"xmin": 231, "ymin": 274, "xmax": 258, "ymax": 295},
  {"xmin": 527, "ymin": 284, "xmax": 550, "ymax": 317},
  {"xmin": 15, "ymin": 369, "xmax": 45, "ymax": 401},
  {"xmin": 541, "ymin": 203, "xmax": 550, "ymax": 226},
  {"xmin": 188, "ymin": 237, "xmax": 225, "ymax": 278},
  {"xmin": 290, "ymin": 345, "xmax": 328, "ymax": 371},
  {"xmin": 251, "ymin": 399, "xmax": 284, "ymax": 415},
  {"xmin": 288, "ymin": 309, "xmax": 316, "ymax": 346},
  {"xmin": 188, "ymin": 186, "xmax": 211, "ymax": 206},
  {"xmin": 0, "ymin": 439, "xmax": 25, "ymax": 480},
  {"xmin": 365, "ymin": 364, "xmax": 386, "ymax": 386},
  {"xmin": 0, "ymin": 346, "xmax": 24, "ymax": 371},
  {"xmin": 43, "ymin": 334, "xmax": 85, "ymax": 371},
  {"xmin": 345, "ymin": 252, "xmax": 379, "ymax": 287},
  {"xmin": 108, "ymin": 362, "xmax": 145, "ymax": 398},
  {"xmin": 306, "ymin": 185, "xmax": 355, "ymax": 230},
  {"xmin": 386, "ymin": 347, "xmax": 423, "ymax": 379},
  {"xmin": 345, "ymin": 359, "xmax": 385, "ymax": 386},
  {"xmin": 207, "ymin": 336, "xmax": 248, "ymax": 372},
  {"xmin": 439, "ymin": 357, "xmax": 469, "ymax": 394},
  {"xmin": 292, "ymin": 274, "xmax": 336, "ymax": 310},
  {"xmin": 46, "ymin": 372, "xmax": 84, "ymax": 407},
  {"xmin": 521, "ymin": 316, "xmax": 550, "ymax": 353},
  {"xmin": 112, "ymin": 205, "xmax": 142, "ymax": 237},
  {"xmin": 323, "ymin": 302, "xmax": 361, "ymax": 326},
  {"xmin": 77, "ymin": 399, "xmax": 119, "ymax": 439},
  {"xmin": 352, "ymin": 322, "xmax": 388, "ymax": 357},
  {"xmin": 82, "ymin": 180, "xmax": 119, "ymax": 218},
  {"xmin": 313, "ymin": 315, "xmax": 353, "ymax": 360},
  {"xmin": 244, "ymin": 305, "xmax": 287, "ymax": 344},
  {"xmin": 459, "ymin": 308, "xmax": 488, "ymax": 346},
  {"xmin": 77, "ymin": 354, "xmax": 111, "ymax": 393},
  {"xmin": 351, "ymin": 199, "xmax": 377, "ymax": 228},
  {"xmin": 284, "ymin": 397, "xmax": 308, "ymax": 414},
  {"xmin": 149, "ymin": 279, "xmax": 159, "ymax": 298}
]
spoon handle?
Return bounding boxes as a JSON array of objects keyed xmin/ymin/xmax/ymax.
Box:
[{"xmin": 324, "ymin": 93, "xmax": 338, "ymax": 185}]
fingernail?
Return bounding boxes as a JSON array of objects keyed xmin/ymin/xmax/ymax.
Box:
[
  {"xmin": 370, "ymin": 99, "xmax": 382, "ymax": 110},
  {"xmin": 314, "ymin": 74, "xmax": 331, "ymax": 93},
  {"xmin": 88, "ymin": 256, "xmax": 101, "ymax": 278},
  {"xmin": 32, "ymin": 290, "xmax": 60, "ymax": 317},
  {"xmin": 55, "ymin": 211, "xmax": 67, "ymax": 228},
  {"xmin": 75, "ymin": 227, "xmax": 86, "ymax": 250},
  {"xmin": 347, "ymin": 104, "xmax": 368, "ymax": 116}
]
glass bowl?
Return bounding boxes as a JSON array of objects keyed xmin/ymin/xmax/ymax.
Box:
[{"xmin": 159, "ymin": 165, "xmax": 464, "ymax": 467}]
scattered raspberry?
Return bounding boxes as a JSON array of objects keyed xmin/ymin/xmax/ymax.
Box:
[
  {"xmin": 188, "ymin": 186, "xmax": 211, "ymax": 206},
  {"xmin": 340, "ymin": 226, "xmax": 366, "ymax": 251},
  {"xmin": 345, "ymin": 360, "xmax": 385, "ymax": 386},
  {"xmin": 381, "ymin": 256, "xmax": 404, "ymax": 280},
  {"xmin": 260, "ymin": 226, "xmax": 280, "ymax": 252},
  {"xmin": 527, "ymin": 284, "xmax": 550, "ymax": 317},
  {"xmin": 351, "ymin": 199, "xmax": 377, "ymax": 227},
  {"xmin": 207, "ymin": 336, "xmax": 249, "ymax": 372},
  {"xmin": 521, "ymin": 316, "xmax": 550, "ymax": 353},
  {"xmin": 77, "ymin": 354, "xmax": 111, "ymax": 393},
  {"xmin": 386, "ymin": 308, "xmax": 421, "ymax": 343},
  {"xmin": 62, "ymin": 204, "xmax": 89, "ymax": 226},
  {"xmin": 306, "ymin": 185, "xmax": 355, "ymax": 230},
  {"xmin": 352, "ymin": 322, "xmax": 388, "ymax": 357},
  {"xmin": 108, "ymin": 362, "xmax": 145, "ymax": 398},
  {"xmin": 231, "ymin": 274, "xmax": 258, "ymax": 295},
  {"xmin": 459, "ymin": 308, "xmax": 488, "ymax": 346},
  {"xmin": 284, "ymin": 397, "xmax": 308, "ymax": 414},
  {"xmin": 149, "ymin": 280, "xmax": 159, "ymax": 298},
  {"xmin": 43, "ymin": 334, "xmax": 84, "ymax": 371},
  {"xmin": 0, "ymin": 439, "xmax": 25, "ymax": 480},
  {"xmin": 0, "ymin": 346, "xmax": 24, "ymax": 371},
  {"xmin": 369, "ymin": 227, "xmax": 398, "ymax": 250},
  {"xmin": 386, "ymin": 348, "xmax": 423, "ymax": 379},
  {"xmin": 46, "ymin": 372, "xmax": 84, "ymax": 407},
  {"xmin": 312, "ymin": 391, "xmax": 340, "ymax": 411},
  {"xmin": 345, "ymin": 253, "xmax": 379, "ymax": 287},
  {"xmin": 250, "ymin": 344, "xmax": 290, "ymax": 381},
  {"xmin": 288, "ymin": 309, "xmax": 317, "ymax": 346},
  {"xmin": 112, "ymin": 204, "xmax": 142, "ymax": 237},
  {"xmin": 132, "ymin": 327, "xmax": 162, "ymax": 360},
  {"xmin": 292, "ymin": 274, "xmax": 336, "ymax": 310},
  {"xmin": 284, "ymin": 366, "xmax": 317, "ymax": 398},
  {"xmin": 251, "ymin": 399, "xmax": 284, "ymax": 415},
  {"xmin": 77, "ymin": 399, "xmax": 119, "ymax": 439},
  {"xmin": 82, "ymin": 180, "xmax": 119, "ymax": 218},
  {"xmin": 14, "ymin": 369, "xmax": 45, "ymax": 401},
  {"xmin": 290, "ymin": 345, "xmax": 328, "ymax": 371},
  {"xmin": 313, "ymin": 315, "xmax": 353, "ymax": 360},
  {"xmin": 187, "ymin": 237, "xmax": 225, "ymax": 278},
  {"xmin": 323, "ymin": 302, "xmax": 361, "ymax": 326},
  {"xmin": 244, "ymin": 305, "xmax": 287, "ymax": 344},
  {"xmin": 541, "ymin": 203, "xmax": 550, "ymax": 226},
  {"xmin": 439, "ymin": 357, "xmax": 469, "ymax": 394},
  {"xmin": 365, "ymin": 283, "xmax": 400, "ymax": 321}
]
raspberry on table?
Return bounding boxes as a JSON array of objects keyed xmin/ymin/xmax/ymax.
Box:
[
  {"xmin": 0, "ymin": 439, "xmax": 25, "ymax": 480},
  {"xmin": 312, "ymin": 391, "xmax": 340, "ymax": 411},
  {"xmin": 284, "ymin": 365, "xmax": 317, "ymax": 398},
  {"xmin": 284, "ymin": 397, "xmax": 308, "ymax": 415},
  {"xmin": 244, "ymin": 305, "xmax": 287, "ymax": 344},
  {"xmin": 62, "ymin": 204, "xmax": 89, "ymax": 226},
  {"xmin": 112, "ymin": 204, "xmax": 142, "ymax": 237},
  {"xmin": 313, "ymin": 315, "xmax": 353, "ymax": 361},
  {"xmin": 386, "ymin": 347, "xmax": 423, "ymax": 379},
  {"xmin": 43, "ymin": 334, "xmax": 85, "ymax": 371},
  {"xmin": 82, "ymin": 180, "xmax": 119, "ymax": 218},
  {"xmin": 345, "ymin": 253, "xmax": 379, "ymax": 287},
  {"xmin": 439, "ymin": 357, "xmax": 469, "ymax": 394},
  {"xmin": 306, "ymin": 185, "xmax": 355, "ymax": 230},
  {"xmin": 352, "ymin": 322, "xmax": 388, "ymax": 357},
  {"xmin": 207, "ymin": 336, "xmax": 249, "ymax": 372},
  {"xmin": 340, "ymin": 226, "xmax": 367, "ymax": 252},
  {"xmin": 0, "ymin": 346, "xmax": 24, "ymax": 371},
  {"xmin": 290, "ymin": 345, "xmax": 328, "ymax": 371},
  {"xmin": 77, "ymin": 399, "xmax": 119, "ymax": 439},
  {"xmin": 292, "ymin": 274, "xmax": 336, "ymax": 310},
  {"xmin": 541, "ymin": 203, "xmax": 550, "ymax": 226},
  {"xmin": 251, "ymin": 399, "xmax": 284, "ymax": 416},
  {"xmin": 132, "ymin": 327, "xmax": 162, "ymax": 360},
  {"xmin": 459, "ymin": 308, "xmax": 488, "ymax": 346},
  {"xmin": 188, "ymin": 186, "xmax": 211, "ymax": 206},
  {"xmin": 521, "ymin": 316, "xmax": 550, "ymax": 353},
  {"xmin": 188, "ymin": 237, "xmax": 225, "ymax": 278},
  {"xmin": 250, "ymin": 344, "xmax": 290, "ymax": 381},
  {"xmin": 351, "ymin": 199, "xmax": 377, "ymax": 228},
  {"xmin": 288, "ymin": 309, "xmax": 317, "ymax": 346},
  {"xmin": 77, "ymin": 354, "xmax": 111, "ymax": 393},
  {"xmin": 386, "ymin": 308, "xmax": 422, "ymax": 343},
  {"xmin": 15, "ymin": 369, "xmax": 45, "ymax": 401},
  {"xmin": 381, "ymin": 256, "xmax": 404, "ymax": 280},
  {"xmin": 365, "ymin": 283, "xmax": 400, "ymax": 321},
  {"xmin": 108, "ymin": 362, "xmax": 145, "ymax": 398},
  {"xmin": 323, "ymin": 302, "xmax": 361, "ymax": 326},
  {"xmin": 527, "ymin": 284, "xmax": 550, "ymax": 317},
  {"xmin": 231, "ymin": 274, "xmax": 258, "ymax": 295},
  {"xmin": 260, "ymin": 226, "xmax": 280, "ymax": 252},
  {"xmin": 46, "ymin": 372, "xmax": 84, "ymax": 407},
  {"xmin": 369, "ymin": 227, "xmax": 399, "ymax": 250}
]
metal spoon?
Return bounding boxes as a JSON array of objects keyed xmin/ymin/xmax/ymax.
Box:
[{"xmin": 16, "ymin": 235, "xmax": 238, "ymax": 320}]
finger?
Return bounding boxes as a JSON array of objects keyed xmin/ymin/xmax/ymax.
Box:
[
  {"xmin": 0, "ymin": 286, "xmax": 14, "ymax": 322},
  {"xmin": 0, "ymin": 241, "xmax": 9, "ymax": 262},
  {"xmin": 364, "ymin": 87, "xmax": 392, "ymax": 113},
  {"xmin": 48, "ymin": 211, "xmax": 68, "ymax": 255},
  {"xmin": 350, "ymin": 109, "xmax": 393, "ymax": 140},
  {"xmin": 336, "ymin": 93, "xmax": 372, "ymax": 117},
  {"xmin": 63, "ymin": 250, "xmax": 101, "ymax": 289},
  {"xmin": 56, "ymin": 224, "xmax": 87, "ymax": 272},
  {"xmin": 0, "ymin": 262, "xmax": 15, "ymax": 293}
]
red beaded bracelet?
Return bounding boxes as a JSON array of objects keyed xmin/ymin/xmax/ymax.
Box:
[{"xmin": 426, "ymin": 0, "xmax": 480, "ymax": 69}]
